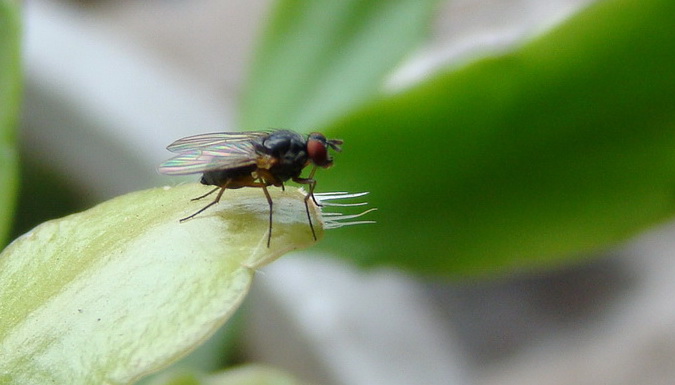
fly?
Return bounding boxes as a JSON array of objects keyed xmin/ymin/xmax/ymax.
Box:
[{"xmin": 158, "ymin": 130, "xmax": 343, "ymax": 247}]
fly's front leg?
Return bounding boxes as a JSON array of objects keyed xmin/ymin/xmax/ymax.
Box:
[
  {"xmin": 293, "ymin": 178, "xmax": 320, "ymax": 206},
  {"xmin": 293, "ymin": 173, "xmax": 319, "ymax": 242},
  {"xmin": 294, "ymin": 166, "xmax": 321, "ymax": 206}
]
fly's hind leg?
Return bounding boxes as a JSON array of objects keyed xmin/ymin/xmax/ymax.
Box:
[
  {"xmin": 191, "ymin": 186, "xmax": 220, "ymax": 201},
  {"xmin": 180, "ymin": 182, "xmax": 230, "ymax": 222}
]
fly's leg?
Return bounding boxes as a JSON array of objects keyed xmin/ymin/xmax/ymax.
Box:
[
  {"xmin": 191, "ymin": 186, "xmax": 220, "ymax": 201},
  {"xmin": 248, "ymin": 173, "xmax": 275, "ymax": 247},
  {"xmin": 180, "ymin": 182, "xmax": 229, "ymax": 222},
  {"xmin": 293, "ymin": 171, "xmax": 319, "ymax": 242},
  {"xmin": 295, "ymin": 166, "xmax": 321, "ymax": 206},
  {"xmin": 260, "ymin": 184, "xmax": 274, "ymax": 247}
]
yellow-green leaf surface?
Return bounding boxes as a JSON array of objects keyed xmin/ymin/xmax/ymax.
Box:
[
  {"xmin": 0, "ymin": 0, "xmax": 21, "ymax": 247},
  {"xmin": 0, "ymin": 185, "xmax": 322, "ymax": 385}
]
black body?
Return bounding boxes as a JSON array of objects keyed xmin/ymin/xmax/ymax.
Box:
[
  {"xmin": 200, "ymin": 130, "xmax": 309, "ymax": 187},
  {"xmin": 258, "ymin": 130, "xmax": 310, "ymax": 181},
  {"xmin": 200, "ymin": 165, "xmax": 256, "ymax": 188}
]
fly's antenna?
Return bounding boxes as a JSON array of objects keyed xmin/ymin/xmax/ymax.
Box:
[{"xmin": 327, "ymin": 139, "xmax": 343, "ymax": 152}]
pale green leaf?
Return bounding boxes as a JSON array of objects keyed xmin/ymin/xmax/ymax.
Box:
[{"xmin": 0, "ymin": 185, "xmax": 322, "ymax": 385}]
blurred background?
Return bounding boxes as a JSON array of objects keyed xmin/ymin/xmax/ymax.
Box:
[{"xmin": 12, "ymin": 0, "xmax": 675, "ymax": 384}]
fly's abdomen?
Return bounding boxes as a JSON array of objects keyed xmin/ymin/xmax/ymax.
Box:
[{"xmin": 200, "ymin": 165, "xmax": 257, "ymax": 187}]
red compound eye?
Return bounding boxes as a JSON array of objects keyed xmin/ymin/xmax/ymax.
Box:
[{"xmin": 307, "ymin": 133, "xmax": 332, "ymax": 167}]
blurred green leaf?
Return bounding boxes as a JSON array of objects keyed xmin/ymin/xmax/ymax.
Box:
[
  {"xmin": 10, "ymin": 157, "xmax": 91, "ymax": 242},
  {"xmin": 318, "ymin": 0, "xmax": 675, "ymax": 276},
  {"xmin": 0, "ymin": 0, "xmax": 21, "ymax": 247},
  {"xmin": 202, "ymin": 365, "xmax": 309, "ymax": 385},
  {"xmin": 0, "ymin": 185, "xmax": 322, "ymax": 385},
  {"xmin": 240, "ymin": 0, "xmax": 441, "ymax": 132},
  {"xmin": 147, "ymin": 365, "xmax": 308, "ymax": 385},
  {"xmin": 148, "ymin": 371, "xmax": 203, "ymax": 385}
]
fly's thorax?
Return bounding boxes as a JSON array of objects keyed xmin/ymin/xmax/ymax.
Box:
[{"xmin": 260, "ymin": 130, "xmax": 310, "ymax": 181}]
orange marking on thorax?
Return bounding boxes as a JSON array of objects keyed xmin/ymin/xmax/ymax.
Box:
[{"xmin": 256, "ymin": 154, "xmax": 277, "ymax": 169}]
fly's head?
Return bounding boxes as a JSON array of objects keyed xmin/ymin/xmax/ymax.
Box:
[{"xmin": 307, "ymin": 132, "xmax": 343, "ymax": 168}]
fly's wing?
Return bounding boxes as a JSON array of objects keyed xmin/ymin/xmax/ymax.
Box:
[
  {"xmin": 158, "ymin": 135, "xmax": 263, "ymax": 175},
  {"xmin": 166, "ymin": 131, "xmax": 270, "ymax": 153}
]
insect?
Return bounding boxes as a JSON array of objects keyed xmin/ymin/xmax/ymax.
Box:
[{"xmin": 158, "ymin": 130, "xmax": 343, "ymax": 247}]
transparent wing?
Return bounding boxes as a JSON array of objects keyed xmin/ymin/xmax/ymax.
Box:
[
  {"xmin": 166, "ymin": 131, "xmax": 270, "ymax": 153},
  {"xmin": 158, "ymin": 140, "xmax": 259, "ymax": 175}
]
